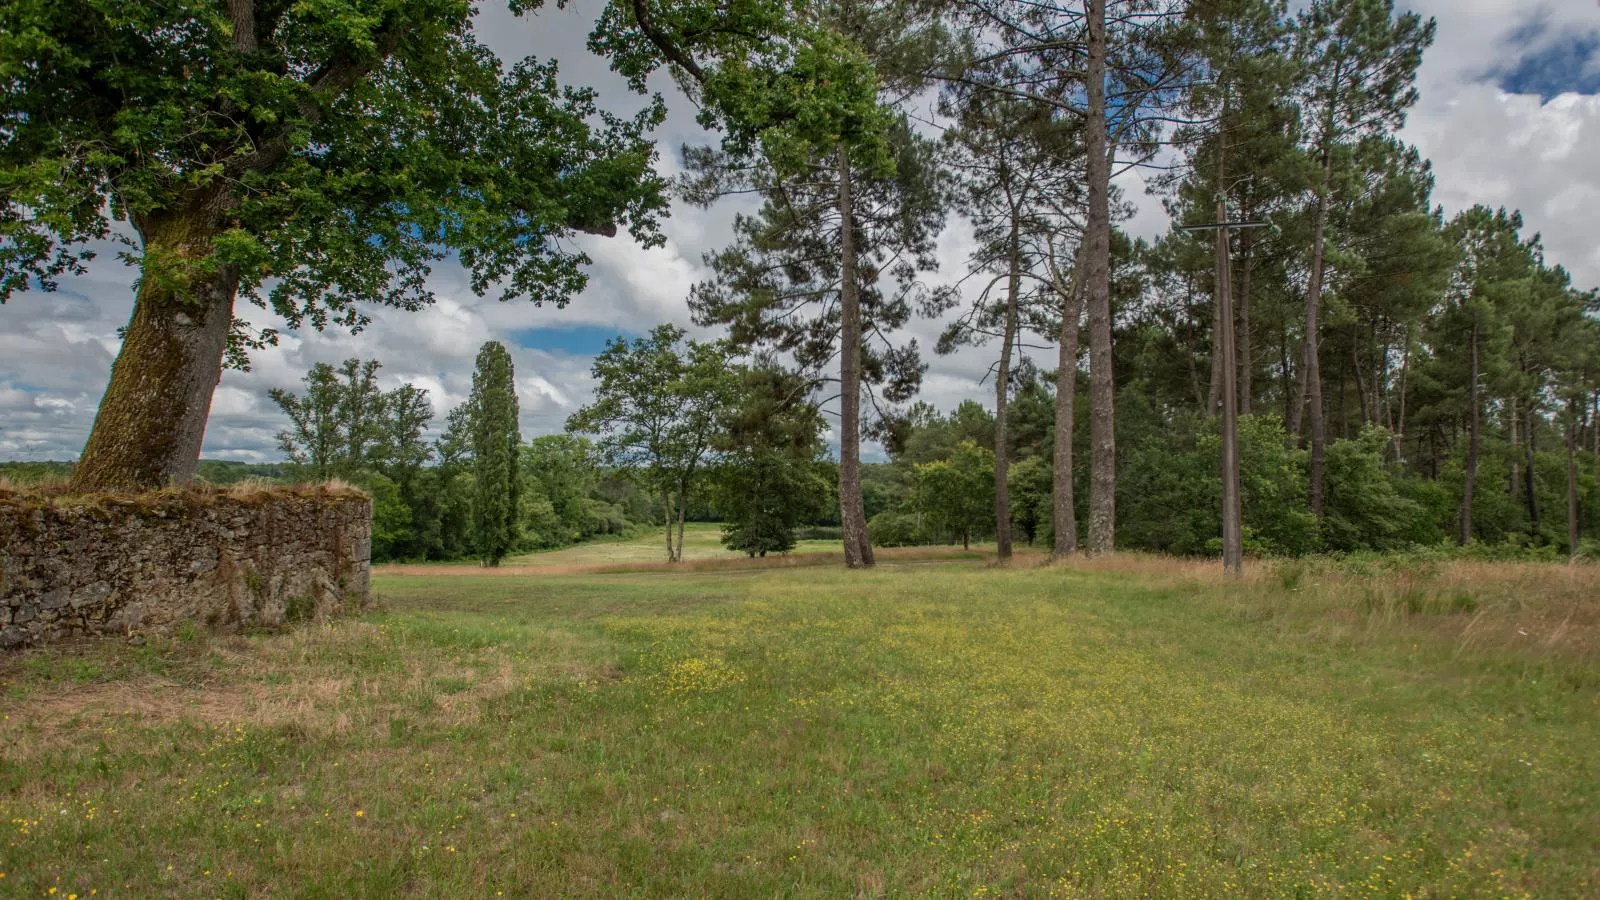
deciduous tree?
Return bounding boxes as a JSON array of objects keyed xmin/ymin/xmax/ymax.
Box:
[
  {"xmin": 568, "ymin": 325, "xmax": 738, "ymax": 562},
  {"xmin": 1, "ymin": 0, "xmax": 667, "ymax": 490}
]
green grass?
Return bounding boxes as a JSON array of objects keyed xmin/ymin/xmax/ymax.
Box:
[
  {"xmin": 1, "ymin": 558, "xmax": 1595, "ymax": 897},
  {"xmin": 502, "ymin": 522, "xmax": 846, "ymax": 566}
]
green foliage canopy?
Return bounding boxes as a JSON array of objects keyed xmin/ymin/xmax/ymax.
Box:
[{"xmin": 0, "ymin": 0, "xmax": 669, "ymax": 316}]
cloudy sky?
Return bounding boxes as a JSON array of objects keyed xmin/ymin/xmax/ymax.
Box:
[{"xmin": 2, "ymin": 0, "xmax": 1598, "ymax": 463}]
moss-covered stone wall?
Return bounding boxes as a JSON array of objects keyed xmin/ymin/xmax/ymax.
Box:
[{"xmin": 0, "ymin": 484, "xmax": 371, "ymax": 649}]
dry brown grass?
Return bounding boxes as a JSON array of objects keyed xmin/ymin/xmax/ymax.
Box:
[
  {"xmin": 378, "ymin": 544, "xmax": 986, "ymax": 578},
  {"xmin": 1046, "ymin": 552, "xmax": 1599, "ymax": 663},
  {"xmin": 0, "ymin": 620, "xmax": 562, "ymax": 766}
]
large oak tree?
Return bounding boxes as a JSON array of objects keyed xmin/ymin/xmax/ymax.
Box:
[{"xmin": 1, "ymin": 0, "xmax": 668, "ymax": 490}]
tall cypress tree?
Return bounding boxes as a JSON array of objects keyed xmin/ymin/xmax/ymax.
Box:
[{"xmin": 467, "ymin": 341, "xmax": 521, "ymax": 567}]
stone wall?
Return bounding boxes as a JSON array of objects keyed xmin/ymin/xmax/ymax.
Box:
[{"xmin": 0, "ymin": 485, "xmax": 371, "ymax": 650}]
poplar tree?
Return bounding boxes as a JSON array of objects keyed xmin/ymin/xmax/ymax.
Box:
[{"xmin": 467, "ymin": 341, "xmax": 521, "ymax": 567}]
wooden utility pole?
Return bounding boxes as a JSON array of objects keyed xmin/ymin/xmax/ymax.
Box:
[
  {"xmin": 1182, "ymin": 209, "xmax": 1265, "ymax": 577},
  {"xmin": 1216, "ymin": 198, "xmax": 1242, "ymax": 576}
]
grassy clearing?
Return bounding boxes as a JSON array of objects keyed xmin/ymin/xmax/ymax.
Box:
[
  {"xmin": 500, "ymin": 522, "xmax": 847, "ymax": 566},
  {"xmin": 1, "ymin": 557, "xmax": 1595, "ymax": 897}
]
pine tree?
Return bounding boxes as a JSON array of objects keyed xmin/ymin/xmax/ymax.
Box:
[
  {"xmin": 1288, "ymin": 0, "xmax": 1434, "ymax": 519},
  {"xmin": 715, "ymin": 364, "xmax": 830, "ymax": 557},
  {"xmin": 937, "ymin": 91, "xmax": 1081, "ymax": 560},
  {"xmin": 612, "ymin": 0, "xmax": 954, "ymax": 568},
  {"xmin": 950, "ymin": 0, "xmax": 1192, "ymax": 555},
  {"xmin": 684, "ymin": 103, "xmax": 948, "ymax": 570}
]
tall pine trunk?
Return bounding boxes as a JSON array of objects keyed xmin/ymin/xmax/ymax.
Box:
[
  {"xmin": 1525, "ymin": 403, "xmax": 1539, "ymax": 535},
  {"xmin": 1052, "ymin": 254, "xmax": 1084, "ymax": 559},
  {"xmin": 1207, "ymin": 303, "xmax": 1224, "ymax": 416},
  {"xmin": 71, "ymin": 206, "xmax": 239, "ymax": 491},
  {"xmin": 1084, "ymin": 0, "xmax": 1116, "ymax": 556},
  {"xmin": 994, "ymin": 223, "xmax": 1021, "ymax": 560},
  {"xmin": 1459, "ymin": 321, "xmax": 1479, "ymax": 545},
  {"xmin": 1568, "ymin": 399, "xmax": 1580, "ymax": 559},
  {"xmin": 1298, "ymin": 145, "xmax": 1333, "ymax": 520},
  {"xmin": 1281, "ymin": 329, "xmax": 1293, "ymax": 426},
  {"xmin": 1392, "ymin": 324, "xmax": 1412, "ymax": 463},
  {"xmin": 836, "ymin": 143, "xmax": 874, "ymax": 568},
  {"xmin": 1509, "ymin": 396, "xmax": 1520, "ymax": 504}
]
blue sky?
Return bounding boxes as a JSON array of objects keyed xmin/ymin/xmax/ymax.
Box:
[
  {"xmin": 1497, "ymin": 22, "xmax": 1600, "ymax": 100},
  {"xmin": 510, "ymin": 325, "xmax": 635, "ymax": 356}
]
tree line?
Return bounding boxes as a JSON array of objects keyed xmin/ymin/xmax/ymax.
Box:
[
  {"xmin": 260, "ymin": 334, "xmax": 839, "ymax": 565},
  {"xmin": 4, "ymin": 0, "xmax": 1597, "ymax": 562}
]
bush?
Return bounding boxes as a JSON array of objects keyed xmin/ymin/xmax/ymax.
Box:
[
  {"xmin": 350, "ymin": 471, "xmax": 411, "ymax": 562},
  {"xmin": 1321, "ymin": 427, "xmax": 1424, "ymax": 553},
  {"xmin": 869, "ymin": 511, "xmax": 933, "ymax": 548},
  {"xmin": 1119, "ymin": 414, "xmax": 1317, "ymax": 556}
]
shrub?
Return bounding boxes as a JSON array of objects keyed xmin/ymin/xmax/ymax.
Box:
[{"xmin": 869, "ymin": 511, "xmax": 932, "ymax": 548}]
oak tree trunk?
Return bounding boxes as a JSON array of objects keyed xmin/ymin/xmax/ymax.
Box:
[
  {"xmin": 836, "ymin": 144, "xmax": 874, "ymax": 568},
  {"xmin": 663, "ymin": 488, "xmax": 677, "ymax": 562},
  {"xmin": 1084, "ymin": 0, "xmax": 1116, "ymax": 556},
  {"xmin": 676, "ymin": 492, "xmax": 688, "ymax": 563},
  {"xmin": 72, "ymin": 206, "xmax": 240, "ymax": 492}
]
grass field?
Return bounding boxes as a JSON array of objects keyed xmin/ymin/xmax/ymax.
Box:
[
  {"xmin": 1, "ymin": 556, "xmax": 1596, "ymax": 897},
  {"xmin": 501, "ymin": 522, "xmax": 847, "ymax": 566}
]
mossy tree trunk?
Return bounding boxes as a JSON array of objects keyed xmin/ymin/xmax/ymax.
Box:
[{"xmin": 71, "ymin": 200, "xmax": 239, "ymax": 492}]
